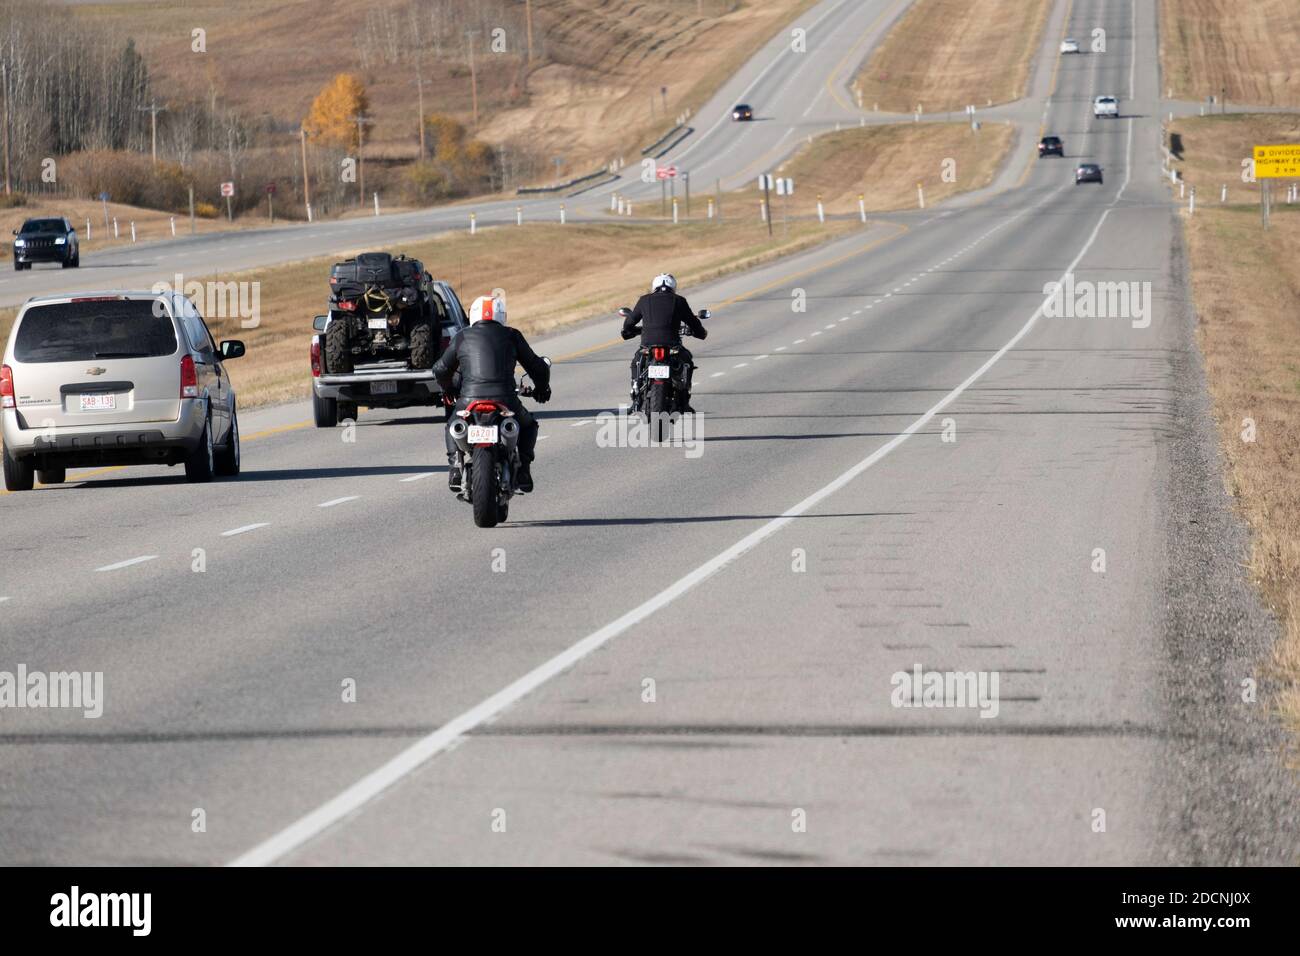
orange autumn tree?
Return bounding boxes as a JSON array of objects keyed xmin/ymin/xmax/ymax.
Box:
[{"xmin": 304, "ymin": 73, "xmax": 369, "ymax": 149}]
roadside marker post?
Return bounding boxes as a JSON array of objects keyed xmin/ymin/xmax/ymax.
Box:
[
  {"xmin": 113, "ymin": 218, "xmax": 119, "ymax": 238},
  {"xmin": 859, "ymin": 193, "xmax": 867, "ymax": 222},
  {"xmin": 1221, "ymin": 184, "xmax": 1227, "ymax": 202},
  {"xmin": 560, "ymin": 203, "xmax": 566, "ymax": 224},
  {"xmin": 130, "ymin": 221, "xmax": 136, "ymax": 242},
  {"xmin": 516, "ymin": 205, "xmax": 522, "ymax": 225},
  {"xmin": 470, "ymin": 212, "xmax": 477, "ymax": 235},
  {"xmin": 170, "ymin": 216, "xmax": 175, "ymax": 237},
  {"xmin": 672, "ymin": 198, "xmax": 679, "ymax": 224},
  {"xmin": 85, "ymin": 219, "xmax": 90, "ymax": 241},
  {"xmin": 917, "ymin": 183, "xmax": 925, "ymax": 209},
  {"xmin": 707, "ymin": 197, "xmax": 714, "ymax": 220},
  {"xmin": 373, "ymin": 192, "xmax": 380, "ymax": 216},
  {"xmin": 1189, "ymin": 186, "xmax": 1195, "ymax": 217},
  {"xmin": 816, "ymin": 192, "xmax": 825, "ymax": 224},
  {"xmin": 759, "ymin": 174, "xmax": 774, "ymax": 236}
]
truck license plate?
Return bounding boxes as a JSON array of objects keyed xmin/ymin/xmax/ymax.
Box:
[
  {"xmin": 647, "ymin": 365, "xmax": 671, "ymax": 379},
  {"xmin": 370, "ymin": 380, "xmax": 397, "ymax": 395},
  {"xmin": 79, "ymin": 394, "xmax": 116, "ymax": 411},
  {"xmin": 467, "ymin": 425, "xmax": 498, "ymax": 445}
]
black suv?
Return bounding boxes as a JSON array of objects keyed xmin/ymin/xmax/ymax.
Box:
[
  {"xmin": 12, "ymin": 217, "xmax": 79, "ymax": 270},
  {"xmin": 1038, "ymin": 136, "xmax": 1064, "ymax": 158}
]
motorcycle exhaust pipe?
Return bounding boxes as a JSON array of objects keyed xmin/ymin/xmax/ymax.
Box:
[
  {"xmin": 500, "ymin": 418, "xmax": 520, "ymax": 440},
  {"xmin": 449, "ymin": 419, "xmax": 469, "ymax": 444}
]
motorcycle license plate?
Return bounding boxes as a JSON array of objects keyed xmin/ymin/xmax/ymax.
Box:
[
  {"xmin": 647, "ymin": 364, "xmax": 671, "ymax": 380},
  {"xmin": 79, "ymin": 393, "xmax": 116, "ymax": 411},
  {"xmin": 467, "ymin": 424, "xmax": 498, "ymax": 444},
  {"xmin": 370, "ymin": 380, "xmax": 397, "ymax": 395},
  {"xmin": 367, "ymin": 317, "xmax": 388, "ymax": 330}
]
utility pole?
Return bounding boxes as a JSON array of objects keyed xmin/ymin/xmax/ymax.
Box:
[
  {"xmin": 137, "ymin": 102, "xmax": 167, "ymax": 163},
  {"xmin": 525, "ymin": 0, "xmax": 534, "ymax": 65},
  {"xmin": 352, "ymin": 114, "xmax": 371, "ymax": 206},
  {"xmin": 1, "ymin": 62, "xmax": 10, "ymax": 195},
  {"xmin": 465, "ymin": 29, "xmax": 480, "ymax": 128},
  {"xmin": 414, "ymin": 73, "xmax": 426, "ymax": 159},
  {"xmin": 300, "ymin": 127, "xmax": 312, "ymax": 218}
]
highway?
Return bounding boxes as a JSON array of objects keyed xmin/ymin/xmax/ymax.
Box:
[{"xmin": 2, "ymin": 0, "xmax": 1298, "ymax": 866}]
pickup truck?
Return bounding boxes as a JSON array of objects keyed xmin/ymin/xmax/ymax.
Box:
[
  {"xmin": 311, "ymin": 278, "xmax": 468, "ymax": 426},
  {"xmin": 1092, "ymin": 95, "xmax": 1119, "ymax": 119}
]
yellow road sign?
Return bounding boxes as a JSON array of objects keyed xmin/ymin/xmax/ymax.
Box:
[{"xmin": 1253, "ymin": 144, "xmax": 1300, "ymax": 178}]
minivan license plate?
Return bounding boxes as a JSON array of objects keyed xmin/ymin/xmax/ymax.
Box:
[{"xmin": 79, "ymin": 394, "xmax": 116, "ymax": 411}]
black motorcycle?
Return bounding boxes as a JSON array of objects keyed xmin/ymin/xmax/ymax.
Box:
[
  {"xmin": 619, "ymin": 306, "xmax": 710, "ymax": 421},
  {"xmin": 446, "ymin": 362, "xmax": 549, "ymax": 528}
]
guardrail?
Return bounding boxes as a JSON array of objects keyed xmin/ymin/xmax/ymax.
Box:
[
  {"xmin": 516, "ymin": 167, "xmax": 612, "ymax": 196},
  {"xmin": 641, "ymin": 124, "xmax": 695, "ymax": 159}
]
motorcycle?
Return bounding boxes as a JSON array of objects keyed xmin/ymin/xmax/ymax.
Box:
[
  {"xmin": 446, "ymin": 360, "xmax": 550, "ymax": 528},
  {"xmin": 619, "ymin": 306, "xmax": 709, "ymax": 435},
  {"xmin": 618, "ymin": 303, "xmax": 712, "ymax": 416}
]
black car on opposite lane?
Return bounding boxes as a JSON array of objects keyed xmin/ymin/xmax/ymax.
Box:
[
  {"xmin": 1075, "ymin": 163, "xmax": 1104, "ymax": 185},
  {"xmin": 12, "ymin": 217, "xmax": 80, "ymax": 270},
  {"xmin": 731, "ymin": 103, "xmax": 754, "ymax": 121}
]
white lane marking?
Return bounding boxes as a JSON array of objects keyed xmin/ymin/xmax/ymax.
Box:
[
  {"xmin": 711, "ymin": 372, "xmax": 726, "ymax": 378},
  {"xmin": 810, "ymin": 331, "xmax": 822, "ymax": 337},
  {"xmin": 228, "ymin": 195, "xmax": 1113, "ymax": 869},
  {"xmin": 222, "ymin": 523, "xmax": 270, "ymax": 537},
  {"xmin": 319, "ymin": 496, "xmax": 360, "ymax": 508},
  {"xmin": 400, "ymin": 473, "xmax": 435, "ymax": 482},
  {"xmin": 733, "ymin": 362, "xmax": 749, "ymax": 368},
  {"xmin": 774, "ymin": 346, "xmax": 787, "ymax": 352},
  {"xmin": 839, "ymin": 317, "xmax": 849, "ymax": 323},
  {"xmin": 95, "ymin": 555, "xmax": 158, "ymax": 573},
  {"xmin": 572, "ymin": 419, "xmax": 593, "ymax": 427},
  {"xmin": 755, "ymin": 354, "xmax": 770, "ymax": 360},
  {"xmin": 824, "ymin": 323, "xmax": 836, "ymax": 329},
  {"xmin": 793, "ymin": 338, "xmax": 806, "ymax": 344},
  {"xmin": 0, "ymin": 596, "xmax": 11, "ymax": 603}
]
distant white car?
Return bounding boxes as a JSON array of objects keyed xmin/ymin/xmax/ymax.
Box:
[
  {"xmin": 1093, "ymin": 95, "xmax": 1119, "ymax": 118},
  {"xmin": 1060, "ymin": 38, "xmax": 1081, "ymax": 54}
]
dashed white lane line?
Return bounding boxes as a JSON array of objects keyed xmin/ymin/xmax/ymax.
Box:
[
  {"xmin": 538, "ymin": 435, "xmax": 551, "ymax": 440},
  {"xmin": 95, "ymin": 555, "xmax": 158, "ymax": 573},
  {"xmin": 824, "ymin": 323, "xmax": 836, "ymax": 329},
  {"xmin": 711, "ymin": 371, "xmax": 726, "ymax": 378},
  {"xmin": 400, "ymin": 473, "xmax": 435, "ymax": 483},
  {"xmin": 733, "ymin": 362, "xmax": 749, "ymax": 368},
  {"xmin": 222, "ymin": 523, "xmax": 270, "ymax": 537},
  {"xmin": 0, "ymin": 596, "xmax": 11, "ymax": 603},
  {"xmin": 810, "ymin": 331, "xmax": 822, "ymax": 337},
  {"xmin": 572, "ymin": 419, "xmax": 593, "ymax": 427},
  {"xmin": 755, "ymin": 354, "xmax": 770, "ymax": 360},
  {"xmin": 774, "ymin": 346, "xmax": 787, "ymax": 352},
  {"xmin": 318, "ymin": 496, "xmax": 360, "ymax": 508},
  {"xmin": 793, "ymin": 338, "xmax": 806, "ymax": 344}
]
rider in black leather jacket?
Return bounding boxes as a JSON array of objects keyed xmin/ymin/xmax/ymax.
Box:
[{"xmin": 620, "ymin": 273, "xmax": 706, "ymax": 412}]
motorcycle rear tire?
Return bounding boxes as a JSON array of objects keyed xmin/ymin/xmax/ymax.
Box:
[
  {"xmin": 471, "ymin": 446, "xmax": 500, "ymax": 528},
  {"xmin": 646, "ymin": 382, "xmax": 667, "ymax": 442}
]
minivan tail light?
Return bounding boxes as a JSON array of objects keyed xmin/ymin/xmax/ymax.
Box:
[
  {"xmin": 0, "ymin": 365, "xmax": 14, "ymax": 409},
  {"xmin": 180, "ymin": 354, "xmax": 199, "ymax": 398},
  {"xmin": 310, "ymin": 338, "xmax": 322, "ymax": 377}
]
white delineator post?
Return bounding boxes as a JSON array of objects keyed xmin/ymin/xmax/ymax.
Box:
[
  {"xmin": 1221, "ymin": 184, "xmax": 1227, "ymax": 202},
  {"xmin": 560, "ymin": 203, "xmax": 566, "ymax": 224},
  {"xmin": 1189, "ymin": 186, "xmax": 1195, "ymax": 216},
  {"xmin": 859, "ymin": 193, "xmax": 867, "ymax": 223},
  {"xmin": 307, "ymin": 203, "xmax": 313, "ymax": 223},
  {"xmin": 470, "ymin": 212, "xmax": 477, "ymax": 235},
  {"xmin": 816, "ymin": 193, "xmax": 825, "ymax": 223},
  {"xmin": 516, "ymin": 206, "xmax": 523, "ymax": 225},
  {"xmin": 170, "ymin": 216, "xmax": 176, "ymax": 237},
  {"xmin": 707, "ymin": 198, "xmax": 714, "ymax": 219},
  {"xmin": 130, "ymin": 221, "xmax": 136, "ymax": 242},
  {"xmin": 626, "ymin": 202, "xmax": 632, "ymax": 217},
  {"xmin": 113, "ymin": 218, "xmax": 119, "ymax": 238},
  {"xmin": 86, "ymin": 219, "xmax": 91, "ymax": 241},
  {"xmin": 917, "ymin": 183, "xmax": 925, "ymax": 209},
  {"xmin": 373, "ymin": 192, "xmax": 380, "ymax": 216},
  {"xmin": 610, "ymin": 193, "xmax": 617, "ymax": 211},
  {"xmin": 672, "ymin": 198, "xmax": 679, "ymax": 224},
  {"xmin": 760, "ymin": 200, "xmax": 767, "ymax": 221}
]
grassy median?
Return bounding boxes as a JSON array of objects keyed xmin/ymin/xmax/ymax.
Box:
[
  {"xmin": 728, "ymin": 120, "xmax": 1015, "ymax": 215},
  {"xmin": 853, "ymin": 0, "xmax": 1052, "ymax": 113},
  {"xmin": 1167, "ymin": 112, "xmax": 1300, "ymax": 745}
]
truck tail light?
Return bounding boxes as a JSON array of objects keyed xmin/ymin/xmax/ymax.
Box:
[{"xmin": 311, "ymin": 339, "xmax": 322, "ymax": 377}]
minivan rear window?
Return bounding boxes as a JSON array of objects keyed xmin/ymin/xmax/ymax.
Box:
[{"xmin": 13, "ymin": 300, "xmax": 178, "ymax": 363}]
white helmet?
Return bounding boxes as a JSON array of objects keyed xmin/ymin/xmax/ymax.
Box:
[
  {"xmin": 468, "ymin": 293, "xmax": 506, "ymax": 326},
  {"xmin": 651, "ymin": 273, "xmax": 677, "ymax": 293}
]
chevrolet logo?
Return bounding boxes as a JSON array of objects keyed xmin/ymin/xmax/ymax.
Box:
[{"xmin": 85, "ymin": 367, "xmax": 107, "ymax": 376}]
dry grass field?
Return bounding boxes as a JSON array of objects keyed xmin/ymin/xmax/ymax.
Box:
[
  {"xmin": 853, "ymin": 0, "xmax": 1051, "ymax": 113},
  {"xmin": 1168, "ymin": 112, "xmax": 1300, "ymax": 748},
  {"xmin": 1160, "ymin": 0, "xmax": 1300, "ymax": 107},
  {"xmin": 727, "ymin": 121, "xmax": 1015, "ymax": 215},
  {"xmin": 67, "ymin": 0, "xmax": 818, "ymax": 177}
]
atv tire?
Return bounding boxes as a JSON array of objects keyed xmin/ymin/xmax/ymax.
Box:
[
  {"xmin": 408, "ymin": 320, "xmax": 435, "ymax": 370},
  {"xmin": 324, "ymin": 315, "xmax": 353, "ymax": 374}
]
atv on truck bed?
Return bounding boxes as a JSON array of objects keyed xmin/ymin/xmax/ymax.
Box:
[{"xmin": 324, "ymin": 252, "xmax": 439, "ymax": 373}]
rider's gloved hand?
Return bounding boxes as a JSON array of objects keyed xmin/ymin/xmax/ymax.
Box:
[
  {"xmin": 442, "ymin": 393, "xmax": 457, "ymax": 406},
  {"xmin": 620, "ymin": 327, "xmax": 639, "ymax": 341},
  {"xmin": 532, "ymin": 384, "xmax": 552, "ymax": 404}
]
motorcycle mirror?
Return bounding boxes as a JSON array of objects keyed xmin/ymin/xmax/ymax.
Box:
[
  {"xmin": 698, "ymin": 309, "xmax": 711, "ymax": 320},
  {"xmin": 542, "ymin": 356, "xmax": 553, "ymax": 367},
  {"xmin": 617, "ymin": 307, "xmax": 632, "ymax": 318}
]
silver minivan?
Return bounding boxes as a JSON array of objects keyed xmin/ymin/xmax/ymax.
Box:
[{"xmin": 1, "ymin": 291, "xmax": 245, "ymax": 490}]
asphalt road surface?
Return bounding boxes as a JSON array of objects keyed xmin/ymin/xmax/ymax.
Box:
[{"xmin": 1, "ymin": 0, "xmax": 1297, "ymax": 866}]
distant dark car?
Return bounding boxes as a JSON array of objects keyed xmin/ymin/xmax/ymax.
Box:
[
  {"xmin": 731, "ymin": 103, "xmax": 754, "ymax": 121},
  {"xmin": 12, "ymin": 217, "xmax": 79, "ymax": 270},
  {"xmin": 1075, "ymin": 163, "xmax": 1103, "ymax": 184},
  {"xmin": 1038, "ymin": 136, "xmax": 1064, "ymax": 157}
]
